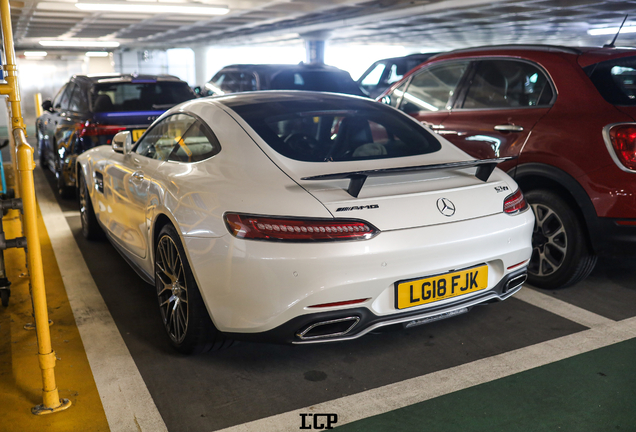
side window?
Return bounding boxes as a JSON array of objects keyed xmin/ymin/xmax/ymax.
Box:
[
  {"xmin": 135, "ymin": 114, "xmax": 196, "ymax": 161},
  {"xmin": 168, "ymin": 121, "xmax": 221, "ymax": 163},
  {"xmin": 386, "ymin": 64, "xmax": 403, "ymax": 85},
  {"xmin": 463, "ymin": 60, "xmax": 554, "ymax": 109},
  {"xmin": 69, "ymin": 85, "xmax": 88, "ymax": 112},
  {"xmin": 384, "ymin": 80, "xmax": 408, "ymax": 108},
  {"xmin": 52, "ymin": 84, "xmax": 68, "ymax": 109},
  {"xmin": 58, "ymin": 83, "xmax": 73, "ymax": 110},
  {"xmin": 399, "ymin": 61, "xmax": 469, "ymax": 114},
  {"xmin": 360, "ymin": 63, "xmax": 386, "ymax": 88}
]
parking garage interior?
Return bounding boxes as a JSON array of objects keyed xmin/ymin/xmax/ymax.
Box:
[{"xmin": 2, "ymin": 0, "xmax": 636, "ymax": 431}]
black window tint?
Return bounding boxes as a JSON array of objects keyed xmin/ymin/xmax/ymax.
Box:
[
  {"xmin": 585, "ymin": 55, "xmax": 636, "ymax": 106},
  {"xmin": 229, "ymin": 98, "xmax": 441, "ymax": 163},
  {"xmin": 269, "ymin": 70, "xmax": 363, "ymax": 96},
  {"xmin": 53, "ymin": 84, "xmax": 68, "ymax": 109},
  {"xmin": 399, "ymin": 61, "xmax": 469, "ymax": 114},
  {"xmin": 463, "ymin": 60, "xmax": 553, "ymax": 109},
  {"xmin": 90, "ymin": 82, "xmax": 194, "ymax": 112},
  {"xmin": 135, "ymin": 114, "xmax": 196, "ymax": 161},
  {"xmin": 168, "ymin": 121, "xmax": 221, "ymax": 163},
  {"xmin": 211, "ymin": 72, "xmax": 256, "ymax": 93},
  {"xmin": 59, "ymin": 83, "xmax": 73, "ymax": 110},
  {"xmin": 69, "ymin": 85, "xmax": 88, "ymax": 112}
]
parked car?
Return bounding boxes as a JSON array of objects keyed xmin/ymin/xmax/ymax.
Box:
[
  {"xmin": 379, "ymin": 44, "xmax": 636, "ymax": 289},
  {"xmin": 201, "ymin": 63, "xmax": 366, "ymax": 97},
  {"xmin": 357, "ymin": 53, "xmax": 439, "ymax": 98},
  {"xmin": 76, "ymin": 91, "xmax": 533, "ymax": 354},
  {"xmin": 36, "ymin": 74, "xmax": 196, "ymax": 197}
]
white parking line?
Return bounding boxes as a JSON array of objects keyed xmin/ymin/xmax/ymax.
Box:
[
  {"xmin": 218, "ymin": 317, "xmax": 636, "ymax": 432},
  {"xmin": 514, "ymin": 286, "xmax": 615, "ymax": 328},
  {"xmin": 34, "ymin": 170, "xmax": 168, "ymax": 432}
]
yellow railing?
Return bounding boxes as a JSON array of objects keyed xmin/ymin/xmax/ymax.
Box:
[{"xmin": 0, "ymin": 0, "xmax": 71, "ymax": 415}]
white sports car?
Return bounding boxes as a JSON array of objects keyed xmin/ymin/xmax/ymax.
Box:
[{"xmin": 76, "ymin": 91, "xmax": 534, "ymax": 354}]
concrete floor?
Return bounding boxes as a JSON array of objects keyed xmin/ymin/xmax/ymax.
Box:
[{"xmin": 4, "ymin": 165, "xmax": 635, "ymax": 432}]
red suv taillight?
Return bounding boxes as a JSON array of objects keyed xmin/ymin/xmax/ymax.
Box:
[
  {"xmin": 605, "ymin": 123, "xmax": 636, "ymax": 171},
  {"xmin": 504, "ymin": 189, "xmax": 528, "ymax": 215},
  {"xmin": 224, "ymin": 213, "xmax": 379, "ymax": 242}
]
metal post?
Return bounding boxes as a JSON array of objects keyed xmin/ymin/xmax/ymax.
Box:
[{"xmin": 0, "ymin": 0, "xmax": 71, "ymax": 415}]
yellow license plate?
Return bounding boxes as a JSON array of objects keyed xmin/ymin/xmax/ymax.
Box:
[
  {"xmin": 132, "ymin": 129, "xmax": 146, "ymax": 141},
  {"xmin": 395, "ymin": 265, "xmax": 489, "ymax": 310}
]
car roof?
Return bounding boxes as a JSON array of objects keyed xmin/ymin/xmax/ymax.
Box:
[
  {"xmin": 72, "ymin": 73, "xmax": 186, "ymax": 84},
  {"xmin": 210, "ymin": 89, "xmax": 370, "ymax": 107},
  {"xmin": 211, "ymin": 63, "xmax": 351, "ymax": 77},
  {"xmin": 427, "ymin": 44, "xmax": 636, "ymax": 68}
]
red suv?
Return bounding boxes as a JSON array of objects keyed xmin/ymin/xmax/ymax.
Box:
[{"xmin": 380, "ymin": 45, "xmax": 636, "ymax": 289}]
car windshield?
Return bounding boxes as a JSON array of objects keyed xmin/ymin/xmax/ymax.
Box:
[
  {"xmin": 90, "ymin": 81, "xmax": 194, "ymax": 112},
  {"xmin": 228, "ymin": 97, "xmax": 441, "ymax": 162},
  {"xmin": 585, "ymin": 55, "xmax": 636, "ymax": 106},
  {"xmin": 269, "ymin": 70, "xmax": 364, "ymax": 96}
]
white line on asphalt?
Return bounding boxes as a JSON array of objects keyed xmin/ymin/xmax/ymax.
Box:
[
  {"xmin": 217, "ymin": 316, "xmax": 636, "ymax": 432},
  {"xmin": 514, "ymin": 286, "xmax": 615, "ymax": 328},
  {"xmin": 34, "ymin": 169, "xmax": 168, "ymax": 432}
]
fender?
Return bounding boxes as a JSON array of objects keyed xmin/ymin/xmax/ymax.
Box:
[{"xmin": 509, "ymin": 162, "xmax": 604, "ymax": 253}]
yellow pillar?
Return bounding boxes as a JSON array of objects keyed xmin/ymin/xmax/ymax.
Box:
[
  {"xmin": 34, "ymin": 92, "xmax": 43, "ymax": 118},
  {"xmin": 1, "ymin": 0, "xmax": 71, "ymax": 415}
]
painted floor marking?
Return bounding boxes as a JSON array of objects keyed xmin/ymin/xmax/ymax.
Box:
[
  {"xmin": 217, "ymin": 311, "xmax": 636, "ymax": 432},
  {"xmin": 514, "ymin": 286, "xmax": 614, "ymax": 328},
  {"xmin": 34, "ymin": 170, "xmax": 168, "ymax": 432}
]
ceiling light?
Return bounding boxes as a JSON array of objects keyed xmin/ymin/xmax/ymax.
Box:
[
  {"xmin": 39, "ymin": 40, "xmax": 120, "ymax": 48},
  {"xmin": 85, "ymin": 51, "xmax": 110, "ymax": 57},
  {"xmin": 75, "ymin": 2, "xmax": 229, "ymax": 15},
  {"xmin": 24, "ymin": 51, "xmax": 48, "ymax": 57},
  {"xmin": 588, "ymin": 26, "xmax": 636, "ymax": 36}
]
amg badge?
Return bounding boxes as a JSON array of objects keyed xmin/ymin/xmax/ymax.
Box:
[{"xmin": 336, "ymin": 204, "xmax": 379, "ymax": 212}]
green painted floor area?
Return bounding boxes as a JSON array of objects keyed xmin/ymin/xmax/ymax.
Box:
[{"xmin": 336, "ymin": 337, "xmax": 636, "ymax": 431}]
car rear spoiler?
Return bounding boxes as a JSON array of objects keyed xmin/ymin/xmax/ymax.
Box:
[{"xmin": 301, "ymin": 157, "xmax": 516, "ymax": 198}]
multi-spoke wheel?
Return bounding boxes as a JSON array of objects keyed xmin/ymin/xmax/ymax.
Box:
[
  {"xmin": 78, "ymin": 172, "xmax": 103, "ymax": 240},
  {"xmin": 525, "ymin": 189, "xmax": 597, "ymax": 289},
  {"xmin": 155, "ymin": 224, "xmax": 233, "ymax": 354}
]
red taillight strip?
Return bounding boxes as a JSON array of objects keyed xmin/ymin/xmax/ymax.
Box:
[
  {"xmin": 503, "ymin": 189, "xmax": 528, "ymax": 215},
  {"xmin": 308, "ymin": 298, "xmax": 370, "ymax": 308},
  {"xmin": 79, "ymin": 124, "xmax": 127, "ymax": 137},
  {"xmin": 507, "ymin": 260, "xmax": 529, "ymax": 270},
  {"xmin": 224, "ymin": 213, "xmax": 379, "ymax": 242}
]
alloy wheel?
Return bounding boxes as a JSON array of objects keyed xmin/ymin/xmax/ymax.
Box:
[
  {"xmin": 156, "ymin": 235, "xmax": 189, "ymax": 344},
  {"xmin": 528, "ymin": 202, "xmax": 568, "ymax": 277}
]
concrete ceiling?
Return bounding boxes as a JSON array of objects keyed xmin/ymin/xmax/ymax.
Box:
[{"xmin": 6, "ymin": 0, "xmax": 635, "ymax": 52}]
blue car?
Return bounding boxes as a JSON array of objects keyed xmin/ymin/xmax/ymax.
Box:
[{"xmin": 36, "ymin": 74, "xmax": 196, "ymax": 197}]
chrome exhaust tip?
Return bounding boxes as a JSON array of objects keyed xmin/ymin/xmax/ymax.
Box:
[
  {"xmin": 505, "ymin": 273, "xmax": 527, "ymax": 293},
  {"xmin": 296, "ymin": 317, "xmax": 360, "ymax": 341}
]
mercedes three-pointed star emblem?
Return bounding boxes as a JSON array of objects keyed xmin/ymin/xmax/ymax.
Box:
[{"xmin": 436, "ymin": 197, "xmax": 456, "ymax": 217}]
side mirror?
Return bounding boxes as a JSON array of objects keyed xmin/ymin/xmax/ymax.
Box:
[
  {"xmin": 42, "ymin": 99, "xmax": 53, "ymax": 112},
  {"xmin": 112, "ymin": 131, "xmax": 133, "ymax": 154}
]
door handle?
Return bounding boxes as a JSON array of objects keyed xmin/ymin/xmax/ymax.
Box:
[
  {"xmin": 131, "ymin": 171, "xmax": 144, "ymax": 182},
  {"xmin": 494, "ymin": 124, "xmax": 524, "ymax": 132}
]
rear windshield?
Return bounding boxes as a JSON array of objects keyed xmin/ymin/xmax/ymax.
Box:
[
  {"xmin": 90, "ymin": 81, "xmax": 194, "ymax": 112},
  {"xmin": 585, "ymin": 56, "xmax": 636, "ymax": 106},
  {"xmin": 269, "ymin": 70, "xmax": 364, "ymax": 96},
  {"xmin": 228, "ymin": 98, "xmax": 441, "ymax": 162}
]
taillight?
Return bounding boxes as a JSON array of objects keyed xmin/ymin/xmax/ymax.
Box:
[
  {"xmin": 224, "ymin": 213, "xmax": 379, "ymax": 242},
  {"xmin": 606, "ymin": 123, "xmax": 636, "ymax": 171},
  {"xmin": 503, "ymin": 189, "xmax": 528, "ymax": 215},
  {"xmin": 79, "ymin": 124, "xmax": 127, "ymax": 137}
]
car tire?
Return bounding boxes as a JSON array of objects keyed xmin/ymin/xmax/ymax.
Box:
[
  {"xmin": 525, "ymin": 189, "xmax": 597, "ymax": 289},
  {"xmin": 155, "ymin": 224, "xmax": 234, "ymax": 354},
  {"xmin": 78, "ymin": 172, "xmax": 103, "ymax": 240}
]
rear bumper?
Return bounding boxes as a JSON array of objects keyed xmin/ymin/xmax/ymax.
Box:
[
  {"xmin": 224, "ymin": 267, "xmax": 528, "ymax": 344},
  {"xmin": 184, "ymin": 210, "xmax": 534, "ymax": 335}
]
